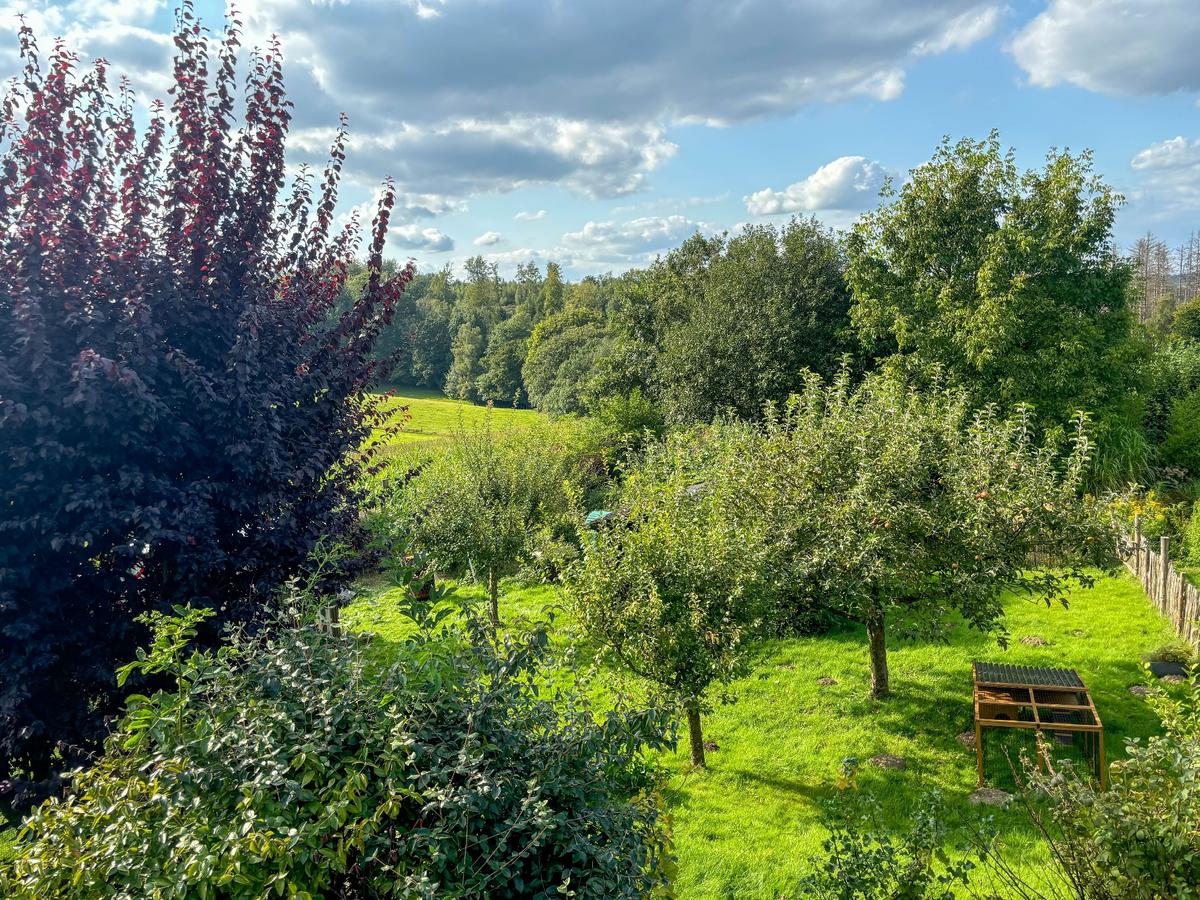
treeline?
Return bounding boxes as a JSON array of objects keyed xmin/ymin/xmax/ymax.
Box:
[{"xmin": 363, "ymin": 134, "xmax": 1200, "ymax": 485}]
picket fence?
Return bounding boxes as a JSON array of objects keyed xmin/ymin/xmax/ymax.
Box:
[{"xmin": 1119, "ymin": 516, "xmax": 1200, "ymax": 647}]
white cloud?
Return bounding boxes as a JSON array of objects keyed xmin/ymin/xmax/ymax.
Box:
[
  {"xmin": 744, "ymin": 156, "xmax": 888, "ymax": 215},
  {"xmin": 234, "ymin": 0, "xmax": 999, "ymax": 199},
  {"xmin": 915, "ymin": 5, "xmax": 1000, "ymax": 56},
  {"xmin": 390, "ymin": 225, "xmax": 455, "ymax": 252},
  {"xmin": 288, "ymin": 117, "xmax": 677, "ymax": 198},
  {"xmin": 473, "ymin": 230, "xmax": 503, "ymax": 246},
  {"xmin": 562, "ymin": 214, "xmax": 717, "ymax": 265},
  {"xmin": 1130, "ymin": 136, "xmax": 1200, "ymax": 214},
  {"xmin": 1011, "ymin": 0, "xmax": 1200, "ymax": 96},
  {"xmin": 2, "ymin": 0, "xmax": 1004, "ymax": 208},
  {"xmin": 515, "ymin": 209, "xmax": 546, "ymax": 221}
]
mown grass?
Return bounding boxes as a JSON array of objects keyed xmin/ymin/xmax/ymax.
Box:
[
  {"xmin": 365, "ymin": 387, "xmax": 543, "ymax": 472},
  {"xmin": 346, "ymin": 569, "xmax": 1180, "ymax": 899}
]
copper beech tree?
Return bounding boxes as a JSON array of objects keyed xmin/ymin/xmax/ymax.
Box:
[{"xmin": 0, "ymin": 7, "xmax": 412, "ymax": 806}]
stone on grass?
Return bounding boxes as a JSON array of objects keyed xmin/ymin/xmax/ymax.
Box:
[
  {"xmin": 957, "ymin": 730, "xmax": 977, "ymax": 751},
  {"xmin": 1019, "ymin": 635, "xmax": 1049, "ymax": 647},
  {"xmin": 968, "ymin": 788, "xmax": 1013, "ymax": 808},
  {"xmin": 817, "ymin": 676, "xmax": 838, "ymax": 686},
  {"xmin": 869, "ymin": 754, "xmax": 906, "ymax": 770}
]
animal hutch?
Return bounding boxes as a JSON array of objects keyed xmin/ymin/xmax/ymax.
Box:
[{"xmin": 972, "ymin": 662, "xmax": 1105, "ymax": 789}]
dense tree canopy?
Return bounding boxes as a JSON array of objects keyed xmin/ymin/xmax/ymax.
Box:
[
  {"xmin": 752, "ymin": 372, "xmax": 1112, "ymax": 698},
  {"xmin": 847, "ymin": 133, "xmax": 1138, "ymax": 430},
  {"xmin": 653, "ymin": 219, "xmax": 852, "ymax": 424}
]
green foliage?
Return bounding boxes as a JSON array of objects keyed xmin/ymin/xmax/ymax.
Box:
[
  {"xmin": 652, "ymin": 219, "xmax": 852, "ymax": 425},
  {"xmin": 1141, "ymin": 340, "xmax": 1200, "ymax": 449},
  {"xmin": 522, "ymin": 306, "xmax": 612, "ymax": 414},
  {"xmin": 476, "ymin": 312, "xmax": 533, "ymax": 406},
  {"xmin": 748, "ymin": 372, "xmax": 1111, "ymax": 698},
  {"xmin": 1163, "ymin": 387, "xmax": 1200, "ymax": 475},
  {"xmin": 800, "ymin": 794, "xmax": 981, "ymax": 900},
  {"xmin": 1174, "ymin": 296, "xmax": 1200, "ymax": 342},
  {"xmin": 565, "ymin": 427, "xmax": 772, "ymax": 765},
  {"xmin": 1006, "ymin": 672, "xmax": 1200, "ymax": 899},
  {"xmin": 1, "ymin": 605, "xmax": 675, "ymax": 899},
  {"xmin": 1186, "ymin": 503, "xmax": 1200, "ymax": 566},
  {"xmin": 847, "ymin": 132, "xmax": 1137, "ymax": 431},
  {"xmin": 586, "ymin": 387, "xmax": 666, "ymax": 464},
  {"xmin": 395, "ymin": 415, "xmax": 588, "ymax": 622}
]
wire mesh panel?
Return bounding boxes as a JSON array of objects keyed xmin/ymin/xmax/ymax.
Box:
[{"xmin": 973, "ymin": 661, "xmax": 1105, "ymax": 789}]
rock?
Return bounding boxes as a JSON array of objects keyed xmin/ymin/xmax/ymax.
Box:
[
  {"xmin": 968, "ymin": 788, "xmax": 1013, "ymax": 808},
  {"xmin": 703, "ymin": 740, "xmax": 719, "ymax": 752},
  {"xmin": 957, "ymin": 730, "xmax": 977, "ymax": 751},
  {"xmin": 1020, "ymin": 635, "xmax": 1049, "ymax": 647},
  {"xmin": 817, "ymin": 676, "xmax": 838, "ymax": 686},
  {"xmin": 869, "ymin": 754, "xmax": 906, "ymax": 770}
]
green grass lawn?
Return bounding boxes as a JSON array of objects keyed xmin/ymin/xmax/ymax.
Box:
[
  {"xmin": 346, "ymin": 569, "xmax": 1180, "ymax": 899},
  {"xmin": 366, "ymin": 387, "xmax": 543, "ymax": 471}
]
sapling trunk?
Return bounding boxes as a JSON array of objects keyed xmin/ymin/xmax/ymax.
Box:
[
  {"xmin": 686, "ymin": 702, "xmax": 706, "ymax": 768},
  {"xmin": 866, "ymin": 612, "xmax": 889, "ymax": 699},
  {"xmin": 488, "ymin": 568, "xmax": 499, "ymax": 627}
]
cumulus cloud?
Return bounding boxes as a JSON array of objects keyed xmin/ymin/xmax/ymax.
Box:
[
  {"xmin": 288, "ymin": 118, "xmax": 677, "ymax": 199},
  {"xmin": 1130, "ymin": 136, "xmax": 1200, "ymax": 213},
  {"xmin": 390, "ymin": 225, "xmax": 455, "ymax": 252},
  {"xmin": 515, "ymin": 209, "xmax": 547, "ymax": 222},
  {"xmin": 235, "ymin": 0, "xmax": 998, "ymax": 197},
  {"xmin": 562, "ymin": 214, "xmax": 717, "ymax": 265},
  {"xmin": 744, "ymin": 156, "xmax": 888, "ymax": 215},
  {"xmin": 2, "ymin": 0, "xmax": 1003, "ymax": 206},
  {"xmin": 473, "ymin": 230, "xmax": 503, "ymax": 247},
  {"xmin": 1011, "ymin": 0, "xmax": 1200, "ymax": 96}
]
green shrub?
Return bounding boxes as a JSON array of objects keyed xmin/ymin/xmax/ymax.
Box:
[
  {"xmin": 389, "ymin": 416, "xmax": 591, "ymax": 623},
  {"xmin": 1, "ymin": 604, "xmax": 675, "ymax": 899},
  {"xmin": 1010, "ymin": 672, "xmax": 1200, "ymax": 898},
  {"xmin": 800, "ymin": 793, "xmax": 980, "ymax": 899},
  {"xmin": 1174, "ymin": 296, "xmax": 1200, "ymax": 342},
  {"xmin": 1186, "ymin": 503, "xmax": 1200, "ymax": 567},
  {"xmin": 1163, "ymin": 388, "xmax": 1200, "ymax": 476},
  {"xmin": 586, "ymin": 388, "xmax": 666, "ymax": 465},
  {"xmin": 1146, "ymin": 640, "xmax": 1197, "ymax": 665}
]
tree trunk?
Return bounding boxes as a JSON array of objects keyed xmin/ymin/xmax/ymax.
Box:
[
  {"xmin": 487, "ymin": 568, "xmax": 499, "ymax": 627},
  {"xmin": 686, "ymin": 702, "xmax": 706, "ymax": 768},
  {"xmin": 866, "ymin": 613, "xmax": 889, "ymax": 700}
]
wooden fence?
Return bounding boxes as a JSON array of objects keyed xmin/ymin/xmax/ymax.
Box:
[{"xmin": 1119, "ymin": 516, "xmax": 1200, "ymax": 647}]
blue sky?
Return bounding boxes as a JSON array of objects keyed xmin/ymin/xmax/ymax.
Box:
[{"xmin": 3, "ymin": 1, "xmax": 1198, "ymax": 277}]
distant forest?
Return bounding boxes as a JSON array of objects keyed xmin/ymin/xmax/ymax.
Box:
[{"xmin": 347, "ymin": 137, "xmax": 1200, "ymax": 494}]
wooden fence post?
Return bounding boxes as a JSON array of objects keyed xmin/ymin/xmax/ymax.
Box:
[
  {"xmin": 1133, "ymin": 514, "xmax": 1142, "ymax": 576},
  {"xmin": 1160, "ymin": 536, "xmax": 1171, "ymax": 609}
]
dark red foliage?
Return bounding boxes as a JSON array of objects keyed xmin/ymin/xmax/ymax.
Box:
[{"xmin": 0, "ymin": 6, "xmax": 412, "ymax": 806}]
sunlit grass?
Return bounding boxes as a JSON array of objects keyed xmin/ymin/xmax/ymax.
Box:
[
  {"xmin": 363, "ymin": 387, "xmax": 544, "ymax": 472},
  {"xmin": 346, "ymin": 569, "xmax": 1179, "ymax": 898}
]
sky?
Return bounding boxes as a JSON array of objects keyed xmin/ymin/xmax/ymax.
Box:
[{"xmin": 2, "ymin": 0, "xmax": 1199, "ymax": 277}]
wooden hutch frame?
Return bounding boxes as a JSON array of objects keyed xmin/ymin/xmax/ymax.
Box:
[{"xmin": 972, "ymin": 661, "xmax": 1105, "ymax": 789}]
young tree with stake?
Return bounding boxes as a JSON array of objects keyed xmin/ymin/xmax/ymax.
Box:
[{"xmin": 566, "ymin": 430, "xmax": 770, "ymax": 767}]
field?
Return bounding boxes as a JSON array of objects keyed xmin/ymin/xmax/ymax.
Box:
[
  {"xmin": 346, "ymin": 568, "xmax": 1180, "ymax": 898},
  {"xmin": 365, "ymin": 387, "xmax": 543, "ymax": 471}
]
